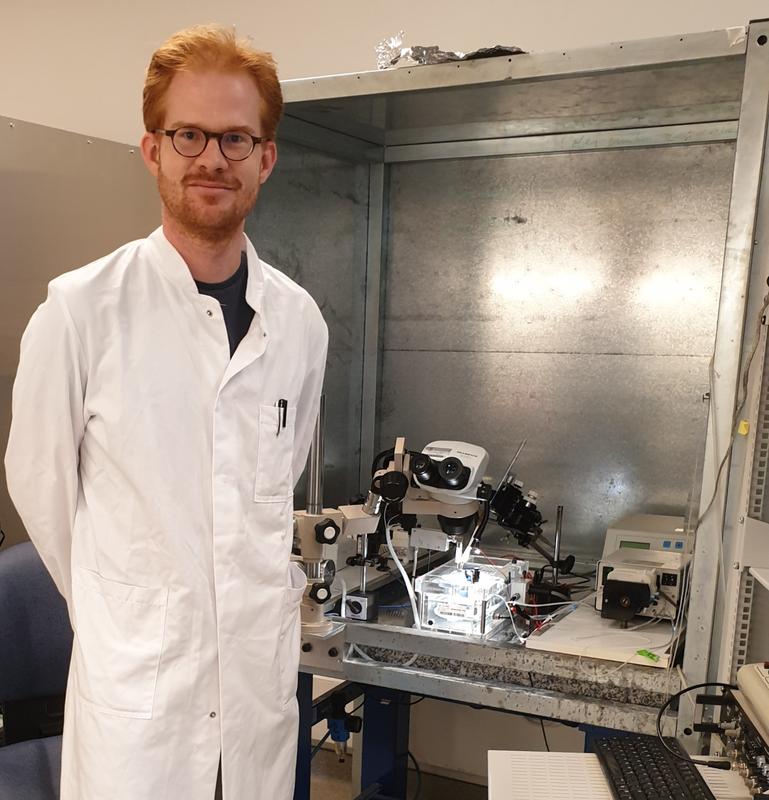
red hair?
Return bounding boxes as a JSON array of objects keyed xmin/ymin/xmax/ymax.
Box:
[{"xmin": 143, "ymin": 24, "xmax": 283, "ymax": 138}]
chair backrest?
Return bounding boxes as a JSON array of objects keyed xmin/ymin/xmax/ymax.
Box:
[{"xmin": 0, "ymin": 542, "xmax": 72, "ymax": 702}]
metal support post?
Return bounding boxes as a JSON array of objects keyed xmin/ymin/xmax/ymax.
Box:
[
  {"xmin": 683, "ymin": 19, "xmax": 769, "ymax": 720},
  {"xmin": 360, "ymin": 688, "xmax": 411, "ymax": 800},
  {"xmin": 293, "ymin": 672, "xmax": 314, "ymax": 800}
]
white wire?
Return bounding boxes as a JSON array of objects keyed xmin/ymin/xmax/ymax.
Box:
[
  {"xmin": 693, "ymin": 290, "xmax": 769, "ymax": 661},
  {"xmin": 350, "ymin": 642, "xmax": 418, "ymax": 668},
  {"xmin": 458, "ymin": 509, "xmax": 486, "ymax": 565},
  {"xmin": 384, "ymin": 505, "xmax": 422, "ymax": 629},
  {"xmin": 513, "ymin": 598, "xmax": 586, "ymax": 609},
  {"xmin": 493, "ymin": 593, "xmax": 527, "ymax": 644},
  {"xmin": 339, "ymin": 577, "xmax": 347, "ymax": 620}
]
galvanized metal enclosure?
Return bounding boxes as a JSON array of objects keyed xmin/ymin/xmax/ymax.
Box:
[
  {"xmin": 258, "ymin": 23, "xmax": 769, "ymax": 703},
  {"xmin": 261, "ymin": 29, "xmax": 744, "ymax": 554}
]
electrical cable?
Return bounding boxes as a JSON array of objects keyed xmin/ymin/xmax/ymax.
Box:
[
  {"xmin": 694, "ymin": 290, "xmax": 769, "ymax": 630},
  {"xmin": 371, "ymin": 447, "xmax": 395, "ymax": 477},
  {"xmin": 339, "ymin": 577, "xmax": 347, "ymax": 619},
  {"xmin": 526, "ymin": 673, "xmax": 551, "ymax": 751},
  {"xmin": 408, "ymin": 751, "xmax": 423, "ymax": 800},
  {"xmin": 310, "ymin": 730, "xmax": 331, "ymax": 760},
  {"xmin": 540, "ymin": 719, "xmax": 551, "ymax": 752},
  {"xmin": 349, "ymin": 642, "xmax": 419, "ymax": 668},
  {"xmin": 384, "ymin": 504, "xmax": 422, "ymax": 629},
  {"xmin": 655, "ymin": 681, "xmax": 735, "ymax": 769},
  {"xmin": 457, "ymin": 501, "xmax": 490, "ymax": 565}
]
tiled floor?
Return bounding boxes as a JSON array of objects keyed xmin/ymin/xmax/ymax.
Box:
[{"xmin": 311, "ymin": 748, "xmax": 487, "ymax": 799}]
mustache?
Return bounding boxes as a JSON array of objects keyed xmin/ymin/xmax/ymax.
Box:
[{"xmin": 183, "ymin": 174, "xmax": 241, "ymax": 190}]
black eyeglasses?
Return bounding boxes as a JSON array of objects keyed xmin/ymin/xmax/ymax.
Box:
[{"xmin": 154, "ymin": 127, "xmax": 270, "ymax": 161}]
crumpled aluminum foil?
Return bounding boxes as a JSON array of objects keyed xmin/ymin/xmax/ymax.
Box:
[{"xmin": 376, "ymin": 31, "xmax": 525, "ymax": 69}]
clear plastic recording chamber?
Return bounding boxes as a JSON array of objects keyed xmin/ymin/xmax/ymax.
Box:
[{"xmin": 415, "ymin": 557, "xmax": 527, "ymax": 637}]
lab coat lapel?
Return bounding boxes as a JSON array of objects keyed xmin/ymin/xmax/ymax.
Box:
[{"xmin": 219, "ymin": 238, "xmax": 268, "ymax": 390}]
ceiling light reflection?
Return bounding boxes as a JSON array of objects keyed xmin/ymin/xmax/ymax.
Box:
[
  {"xmin": 490, "ymin": 267, "xmax": 599, "ymax": 302},
  {"xmin": 634, "ymin": 268, "xmax": 711, "ymax": 308}
]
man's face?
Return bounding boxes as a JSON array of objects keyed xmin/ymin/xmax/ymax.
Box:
[{"xmin": 140, "ymin": 70, "xmax": 277, "ymax": 242}]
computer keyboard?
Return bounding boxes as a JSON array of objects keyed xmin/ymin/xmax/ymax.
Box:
[{"xmin": 592, "ymin": 735, "xmax": 717, "ymax": 800}]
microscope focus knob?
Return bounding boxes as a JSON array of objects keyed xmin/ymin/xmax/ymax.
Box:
[
  {"xmin": 376, "ymin": 470, "xmax": 410, "ymax": 502},
  {"xmin": 308, "ymin": 583, "xmax": 331, "ymax": 604},
  {"xmin": 315, "ymin": 518, "xmax": 341, "ymax": 545}
]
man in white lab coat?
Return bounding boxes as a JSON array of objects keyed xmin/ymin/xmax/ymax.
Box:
[{"xmin": 4, "ymin": 24, "xmax": 327, "ymax": 800}]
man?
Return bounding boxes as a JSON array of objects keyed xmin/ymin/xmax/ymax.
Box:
[{"xmin": 4, "ymin": 25, "xmax": 327, "ymax": 800}]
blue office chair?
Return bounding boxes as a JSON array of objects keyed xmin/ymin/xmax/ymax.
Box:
[{"xmin": 0, "ymin": 541, "xmax": 73, "ymax": 799}]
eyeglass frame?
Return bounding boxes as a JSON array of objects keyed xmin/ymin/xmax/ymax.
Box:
[{"xmin": 153, "ymin": 127, "xmax": 271, "ymax": 161}]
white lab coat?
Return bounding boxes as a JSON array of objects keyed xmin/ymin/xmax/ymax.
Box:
[{"xmin": 4, "ymin": 227, "xmax": 328, "ymax": 800}]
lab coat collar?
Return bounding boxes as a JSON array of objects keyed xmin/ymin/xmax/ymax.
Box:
[{"xmin": 146, "ymin": 226, "xmax": 266, "ymax": 319}]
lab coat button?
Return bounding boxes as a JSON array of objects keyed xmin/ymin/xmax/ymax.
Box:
[
  {"xmin": 209, "ymin": 711, "xmax": 217, "ymax": 718},
  {"xmin": 206, "ymin": 310, "xmax": 213, "ymax": 317}
]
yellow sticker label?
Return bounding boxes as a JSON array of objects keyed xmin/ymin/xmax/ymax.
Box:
[{"xmin": 738, "ymin": 420, "xmax": 750, "ymax": 436}]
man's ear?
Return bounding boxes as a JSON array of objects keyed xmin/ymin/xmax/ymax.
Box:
[
  {"xmin": 258, "ymin": 140, "xmax": 278, "ymax": 186},
  {"xmin": 140, "ymin": 131, "xmax": 160, "ymax": 178}
]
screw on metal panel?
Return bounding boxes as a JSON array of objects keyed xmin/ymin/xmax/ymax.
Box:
[
  {"xmin": 9, "ymin": 122, "xmax": 14, "ymax": 128},
  {"xmin": 702, "ymin": 392, "xmax": 711, "ymax": 402},
  {"xmin": 733, "ymin": 562, "xmax": 740, "ymax": 570},
  {"xmin": 739, "ymin": 515, "xmax": 745, "ymax": 524},
  {"xmin": 87, "ymin": 139, "xmax": 93, "ymax": 144},
  {"xmin": 129, "ymin": 149, "xmax": 135, "ymax": 154}
]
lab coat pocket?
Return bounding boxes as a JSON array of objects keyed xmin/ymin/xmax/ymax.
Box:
[
  {"xmin": 254, "ymin": 403, "xmax": 297, "ymax": 501},
  {"xmin": 71, "ymin": 568, "xmax": 168, "ymax": 719},
  {"xmin": 278, "ymin": 561, "xmax": 307, "ymax": 707}
]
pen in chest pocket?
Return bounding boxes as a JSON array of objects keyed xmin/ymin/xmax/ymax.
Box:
[{"xmin": 276, "ymin": 399, "xmax": 287, "ymax": 435}]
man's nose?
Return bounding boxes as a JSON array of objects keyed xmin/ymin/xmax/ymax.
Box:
[{"xmin": 195, "ymin": 136, "xmax": 228, "ymax": 170}]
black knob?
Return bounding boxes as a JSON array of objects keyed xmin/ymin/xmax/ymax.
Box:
[
  {"xmin": 301, "ymin": 642, "xmax": 313, "ymax": 653},
  {"xmin": 315, "ymin": 518, "xmax": 341, "ymax": 545},
  {"xmin": 328, "ymin": 647, "xmax": 339, "ymax": 658},
  {"xmin": 308, "ymin": 583, "xmax": 331, "ymax": 604},
  {"xmin": 378, "ymin": 470, "xmax": 409, "ymax": 502},
  {"xmin": 346, "ymin": 716, "xmax": 363, "ymax": 733},
  {"xmin": 346, "ymin": 599, "xmax": 363, "ymax": 615}
]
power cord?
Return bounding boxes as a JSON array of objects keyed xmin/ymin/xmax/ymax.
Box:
[
  {"xmin": 655, "ymin": 681, "xmax": 735, "ymax": 769},
  {"xmin": 408, "ymin": 750, "xmax": 422, "ymax": 800}
]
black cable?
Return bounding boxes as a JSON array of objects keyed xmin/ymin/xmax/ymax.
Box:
[
  {"xmin": 655, "ymin": 681, "xmax": 735, "ymax": 768},
  {"xmin": 540, "ymin": 719, "xmax": 551, "ymax": 752},
  {"xmin": 658, "ymin": 589, "xmax": 678, "ymax": 609},
  {"xmin": 371, "ymin": 447, "xmax": 394, "ymax": 477},
  {"xmin": 408, "ymin": 750, "xmax": 422, "ymax": 800},
  {"xmin": 474, "ymin": 500, "xmax": 491, "ymax": 544},
  {"xmin": 310, "ymin": 730, "xmax": 331, "ymax": 760},
  {"xmin": 359, "ymin": 684, "xmax": 426, "ymax": 707},
  {"xmin": 527, "ymin": 671, "xmax": 550, "ymax": 751}
]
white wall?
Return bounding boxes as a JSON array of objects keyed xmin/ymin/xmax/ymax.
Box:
[{"xmin": 1, "ymin": 0, "xmax": 768, "ymax": 146}]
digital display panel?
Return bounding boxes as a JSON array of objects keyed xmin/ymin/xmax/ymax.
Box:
[{"xmin": 619, "ymin": 540, "xmax": 651, "ymax": 550}]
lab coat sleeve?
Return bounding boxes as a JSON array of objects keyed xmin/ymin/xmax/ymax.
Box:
[
  {"xmin": 291, "ymin": 308, "xmax": 329, "ymax": 486},
  {"xmin": 4, "ymin": 286, "xmax": 86, "ymax": 604}
]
